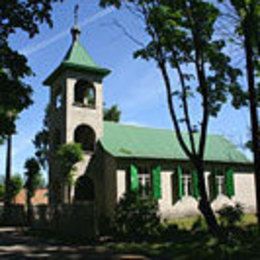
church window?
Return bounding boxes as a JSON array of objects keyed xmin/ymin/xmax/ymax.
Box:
[
  {"xmin": 129, "ymin": 164, "xmax": 161, "ymax": 199},
  {"xmin": 138, "ymin": 167, "xmax": 151, "ymax": 198},
  {"xmin": 74, "ymin": 125, "xmax": 95, "ymax": 152},
  {"xmin": 216, "ymin": 175, "xmax": 225, "ymax": 195},
  {"xmin": 172, "ymin": 166, "xmax": 200, "ymax": 204},
  {"xmin": 208, "ymin": 168, "xmax": 234, "ymax": 200},
  {"xmin": 53, "ymin": 86, "xmax": 62, "ymax": 109},
  {"xmin": 182, "ymin": 174, "xmax": 193, "ymax": 197},
  {"xmin": 74, "ymin": 80, "xmax": 95, "ymax": 108}
]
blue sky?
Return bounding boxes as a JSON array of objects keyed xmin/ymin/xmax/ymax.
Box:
[{"xmin": 0, "ymin": 0, "xmax": 252, "ymax": 178}]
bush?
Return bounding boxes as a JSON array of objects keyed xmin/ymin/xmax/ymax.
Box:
[
  {"xmin": 217, "ymin": 203, "xmax": 244, "ymax": 228},
  {"xmin": 191, "ymin": 216, "xmax": 207, "ymax": 232},
  {"xmin": 113, "ymin": 191, "xmax": 162, "ymax": 241}
]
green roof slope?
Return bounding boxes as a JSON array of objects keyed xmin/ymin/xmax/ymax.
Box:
[
  {"xmin": 44, "ymin": 40, "xmax": 110, "ymax": 85},
  {"xmin": 63, "ymin": 41, "xmax": 99, "ymax": 68},
  {"xmin": 101, "ymin": 122, "xmax": 250, "ymax": 164}
]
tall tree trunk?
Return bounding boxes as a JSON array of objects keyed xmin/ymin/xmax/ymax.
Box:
[
  {"xmin": 68, "ymin": 184, "xmax": 71, "ymax": 204},
  {"xmin": 3, "ymin": 134, "xmax": 12, "ymax": 222},
  {"xmin": 244, "ymin": 18, "xmax": 260, "ymax": 227},
  {"xmin": 27, "ymin": 191, "xmax": 33, "ymax": 226},
  {"xmin": 195, "ymin": 160, "xmax": 222, "ymax": 236},
  {"xmin": 158, "ymin": 58, "xmax": 221, "ymax": 236}
]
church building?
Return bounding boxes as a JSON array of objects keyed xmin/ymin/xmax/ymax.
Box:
[{"xmin": 43, "ymin": 22, "xmax": 255, "ymax": 222}]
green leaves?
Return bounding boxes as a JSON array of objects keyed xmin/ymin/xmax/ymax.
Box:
[
  {"xmin": 24, "ymin": 157, "xmax": 41, "ymax": 198},
  {"xmin": 113, "ymin": 191, "xmax": 161, "ymax": 241},
  {"xmin": 0, "ymin": 0, "xmax": 62, "ymax": 139},
  {"xmin": 9, "ymin": 174, "xmax": 24, "ymax": 201},
  {"xmin": 33, "ymin": 104, "xmax": 51, "ymax": 169},
  {"xmin": 103, "ymin": 105, "xmax": 121, "ymax": 122},
  {"xmin": 56, "ymin": 143, "xmax": 84, "ymax": 181}
]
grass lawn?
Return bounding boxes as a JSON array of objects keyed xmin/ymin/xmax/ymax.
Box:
[
  {"xmin": 166, "ymin": 214, "xmax": 257, "ymax": 230},
  {"xmin": 28, "ymin": 214, "xmax": 260, "ymax": 259},
  {"xmin": 103, "ymin": 214, "xmax": 260, "ymax": 259}
]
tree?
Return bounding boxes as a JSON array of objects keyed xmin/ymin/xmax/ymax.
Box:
[
  {"xmin": 33, "ymin": 105, "xmax": 51, "ymax": 169},
  {"xmin": 218, "ymin": 0, "xmax": 260, "ymax": 227},
  {"xmin": 56, "ymin": 143, "xmax": 83, "ymax": 203},
  {"xmin": 3, "ymin": 111, "xmax": 16, "ymax": 211},
  {"xmin": 103, "ymin": 104, "xmax": 121, "ymax": 122},
  {"xmin": 0, "ymin": 0, "xmax": 62, "ymax": 139},
  {"xmin": 113, "ymin": 191, "xmax": 161, "ymax": 241},
  {"xmin": 1, "ymin": 0, "xmax": 62, "ymax": 220},
  {"xmin": 9, "ymin": 174, "xmax": 23, "ymax": 202},
  {"xmin": 100, "ymin": 0, "xmax": 242, "ymax": 236},
  {"xmin": 0, "ymin": 178, "xmax": 4, "ymax": 201},
  {"xmin": 24, "ymin": 158, "xmax": 41, "ymax": 225}
]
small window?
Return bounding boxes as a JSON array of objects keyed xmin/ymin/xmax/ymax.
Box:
[
  {"xmin": 216, "ymin": 175, "xmax": 225, "ymax": 195},
  {"xmin": 74, "ymin": 80, "xmax": 95, "ymax": 108},
  {"xmin": 53, "ymin": 86, "xmax": 62, "ymax": 109},
  {"xmin": 182, "ymin": 173, "xmax": 193, "ymax": 197},
  {"xmin": 138, "ymin": 167, "xmax": 151, "ymax": 198}
]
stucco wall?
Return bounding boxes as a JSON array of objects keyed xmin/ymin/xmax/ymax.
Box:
[
  {"xmin": 48, "ymin": 70, "xmax": 104, "ymax": 204},
  {"xmin": 114, "ymin": 168, "xmax": 256, "ymax": 219},
  {"xmin": 233, "ymin": 173, "xmax": 256, "ymax": 212}
]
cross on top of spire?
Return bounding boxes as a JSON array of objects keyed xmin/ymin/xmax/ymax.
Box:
[
  {"xmin": 71, "ymin": 4, "xmax": 81, "ymax": 42},
  {"xmin": 74, "ymin": 4, "xmax": 79, "ymax": 26}
]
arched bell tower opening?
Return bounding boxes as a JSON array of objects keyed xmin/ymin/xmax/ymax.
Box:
[
  {"xmin": 74, "ymin": 80, "xmax": 96, "ymax": 108},
  {"xmin": 74, "ymin": 175, "xmax": 95, "ymax": 202},
  {"xmin": 74, "ymin": 124, "xmax": 95, "ymax": 152}
]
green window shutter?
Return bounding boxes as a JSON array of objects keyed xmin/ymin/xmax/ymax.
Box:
[
  {"xmin": 192, "ymin": 170, "xmax": 200, "ymax": 199},
  {"xmin": 152, "ymin": 166, "xmax": 162, "ymax": 199},
  {"xmin": 208, "ymin": 170, "xmax": 217, "ymax": 201},
  {"xmin": 130, "ymin": 164, "xmax": 139, "ymax": 192},
  {"xmin": 225, "ymin": 168, "xmax": 235, "ymax": 198},
  {"xmin": 177, "ymin": 166, "xmax": 184, "ymax": 199}
]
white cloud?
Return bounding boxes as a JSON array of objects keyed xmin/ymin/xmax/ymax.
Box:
[{"xmin": 20, "ymin": 7, "xmax": 115, "ymax": 57}]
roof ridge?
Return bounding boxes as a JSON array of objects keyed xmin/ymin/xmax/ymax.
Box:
[{"xmin": 104, "ymin": 121, "xmax": 226, "ymax": 137}]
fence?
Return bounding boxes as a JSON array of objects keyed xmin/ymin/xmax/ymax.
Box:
[{"xmin": 0, "ymin": 202, "xmax": 97, "ymax": 239}]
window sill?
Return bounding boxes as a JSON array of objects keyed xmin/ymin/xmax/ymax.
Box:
[{"xmin": 73, "ymin": 103, "xmax": 96, "ymax": 109}]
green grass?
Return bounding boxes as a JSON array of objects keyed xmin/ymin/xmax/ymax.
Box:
[
  {"xmin": 104, "ymin": 214, "xmax": 260, "ymax": 259},
  {"xmin": 165, "ymin": 214, "xmax": 257, "ymax": 230},
  {"xmin": 241, "ymin": 214, "xmax": 257, "ymax": 225},
  {"xmin": 28, "ymin": 214, "xmax": 260, "ymax": 259}
]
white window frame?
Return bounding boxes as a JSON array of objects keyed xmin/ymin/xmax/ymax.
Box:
[
  {"xmin": 138, "ymin": 167, "xmax": 151, "ymax": 198},
  {"xmin": 216, "ymin": 175, "xmax": 225, "ymax": 195},
  {"xmin": 182, "ymin": 174, "xmax": 193, "ymax": 197}
]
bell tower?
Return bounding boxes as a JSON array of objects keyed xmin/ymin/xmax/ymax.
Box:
[{"xmin": 43, "ymin": 6, "xmax": 110, "ymax": 203}]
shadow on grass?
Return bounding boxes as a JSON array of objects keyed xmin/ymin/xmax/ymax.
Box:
[
  {"xmin": 24, "ymin": 222, "xmax": 260, "ymax": 260},
  {"xmin": 104, "ymin": 224, "xmax": 260, "ymax": 260}
]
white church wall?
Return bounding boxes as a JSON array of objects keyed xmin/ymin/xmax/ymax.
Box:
[
  {"xmin": 116, "ymin": 170, "xmax": 126, "ymax": 202},
  {"xmin": 159, "ymin": 171, "xmax": 200, "ymax": 219},
  {"xmin": 233, "ymin": 173, "xmax": 256, "ymax": 213}
]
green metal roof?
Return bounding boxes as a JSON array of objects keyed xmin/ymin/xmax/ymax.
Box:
[
  {"xmin": 63, "ymin": 41, "xmax": 99, "ymax": 68},
  {"xmin": 44, "ymin": 40, "xmax": 110, "ymax": 85},
  {"xmin": 101, "ymin": 122, "xmax": 250, "ymax": 164}
]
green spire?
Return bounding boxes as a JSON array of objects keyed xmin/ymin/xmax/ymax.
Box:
[{"xmin": 43, "ymin": 10, "xmax": 110, "ymax": 86}]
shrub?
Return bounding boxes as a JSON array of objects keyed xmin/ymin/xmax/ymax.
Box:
[
  {"xmin": 217, "ymin": 203, "xmax": 244, "ymax": 228},
  {"xmin": 113, "ymin": 191, "xmax": 162, "ymax": 241},
  {"xmin": 191, "ymin": 216, "xmax": 207, "ymax": 232}
]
